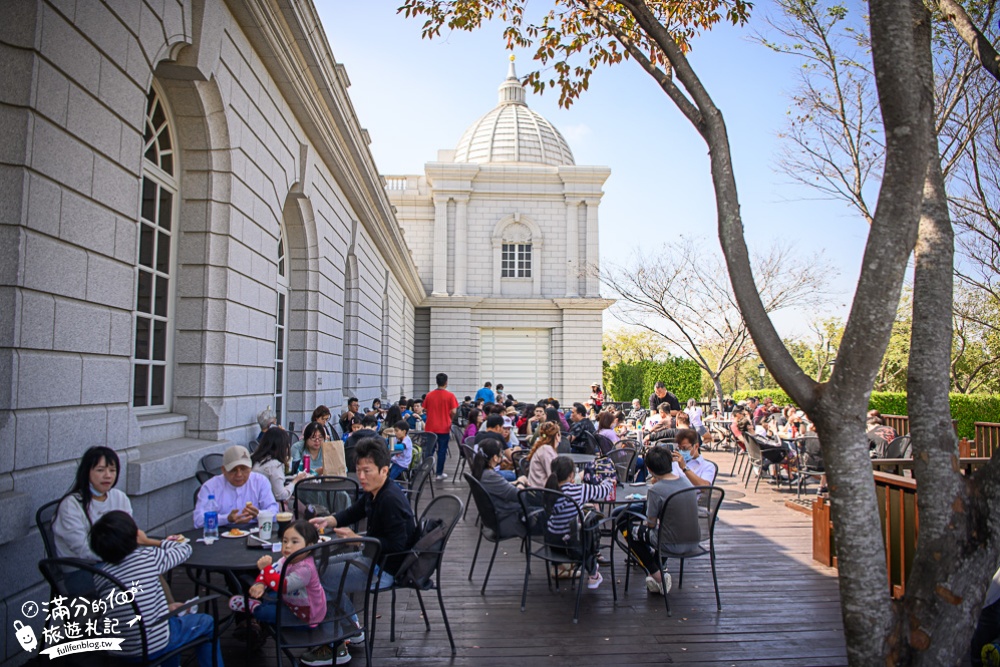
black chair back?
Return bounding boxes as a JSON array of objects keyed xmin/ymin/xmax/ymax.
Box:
[
  {"xmin": 886, "ymin": 435, "xmax": 912, "ymax": 459},
  {"xmin": 38, "ymin": 557, "xmax": 215, "ymax": 666},
  {"xmin": 603, "ymin": 447, "xmax": 637, "ymax": 484},
  {"xmin": 654, "ymin": 486, "xmax": 705, "ymax": 555},
  {"xmin": 395, "ymin": 495, "xmax": 463, "ymax": 589},
  {"xmin": 36, "ymin": 499, "xmax": 61, "ymax": 559},
  {"xmin": 200, "ymin": 453, "xmax": 224, "ymax": 475},
  {"xmin": 410, "ymin": 431, "xmax": 439, "ymax": 463},
  {"xmin": 195, "ymin": 469, "xmax": 214, "ymax": 485},
  {"xmin": 407, "ymin": 457, "xmax": 435, "ymax": 513},
  {"xmin": 294, "ymin": 475, "xmax": 361, "ymax": 520},
  {"xmin": 272, "ymin": 537, "xmax": 382, "ymax": 667},
  {"xmin": 463, "ymin": 473, "xmax": 501, "ymax": 535}
]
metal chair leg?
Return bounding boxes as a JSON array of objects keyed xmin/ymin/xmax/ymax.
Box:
[
  {"xmin": 436, "ymin": 573, "xmax": 456, "ymax": 654},
  {"xmin": 710, "ymin": 546, "xmax": 722, "ymax": 611},
  {"xmin": 520, "ymin": 548, "xmax": 531, "ymax": 612},
  {"xmin": 481, "ymin": 541, "xmax": 500, "ymax": 596},
  {"xmin": 469, "ymin": 532, "xmax": 483, "ymax": 580},
  {"xmin": 415, "ymin": 589, "xmax": 431, "ymax": 631}
]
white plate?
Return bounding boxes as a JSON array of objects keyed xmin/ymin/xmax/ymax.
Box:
[
  {"xmin": 318, "ymin": 535, "xmax": 332, "ymax": 543},
  {"xmin": 221, "ymin": 529, "xmax": 251, "ymax": 539}
]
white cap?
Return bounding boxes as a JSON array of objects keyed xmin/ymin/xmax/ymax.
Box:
[{"xmin": 502, "ymin": 417, "xmax": 514, "ymax": 428}]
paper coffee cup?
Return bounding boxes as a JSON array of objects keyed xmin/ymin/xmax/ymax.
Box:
[{"xmin": 258, "ymin": 511, "xmax": 274, "ymax": 541}]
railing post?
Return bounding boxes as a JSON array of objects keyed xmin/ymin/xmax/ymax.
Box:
[{"xmin": 812, "ymin": 496, "xmax": 833, "ymax": 567}]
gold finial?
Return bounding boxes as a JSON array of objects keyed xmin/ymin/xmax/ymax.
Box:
[{"xmin": 509, "ymin": 54, "xmax": 515, "ymax": 62}]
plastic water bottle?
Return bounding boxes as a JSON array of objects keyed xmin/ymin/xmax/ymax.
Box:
[{"xmin": 203, "ymin": 494, "xmax": 219, "ymax": 541}]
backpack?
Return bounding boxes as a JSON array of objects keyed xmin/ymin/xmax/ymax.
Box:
[
  {"xmin": 582, "ymin": 458, "xmax": 617, "ymax": 486},
  {"xmin": 394, "ymin": 517, "xmax": 447, "ymax": 589},
  {"xmin": 800, "ymin": 436, "xmax": 824, "ymax": 472},
  {"xmin": 407, "ymin": 442, "xmax": 423, "ymax": 471}
]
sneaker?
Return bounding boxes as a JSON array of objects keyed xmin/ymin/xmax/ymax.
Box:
[
  {"xmin": 661, "ymin": 572, "xmax": 673, "ymax": 594},
  {"xmin": 336, "ymin": 643, "xmax": 351, "ymax": 665},
  {"xmin": 300, "ymin": 645, "xmax": 334, "ymax": 666},
  {"xmin": 644, "ymin": 575, "xmax": 662, "ymax": 595},
  {"xmin": 348, "ymin": 629, "xmax": 365, "ymax": 644},
  {"xmin": 435, "ymin": 473, "xmax": 448, "ymax": 481},
  {"xmin": 587, "ymin": 567, "xmax": 603, "ymax": 589}
]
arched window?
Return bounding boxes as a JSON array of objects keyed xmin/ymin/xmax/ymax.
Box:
[
  {"xmin": 132, "ymin": 87, "xmax": 177, "ymax": 411},
  {"xmin": 274, "ymin": 232, "xmax": 289, "ymax": 426},
  {"xmin": 491, "ymin": 214, "xmax": 543, "ymax": 297}
]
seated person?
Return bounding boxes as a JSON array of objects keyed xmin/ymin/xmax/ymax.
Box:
[
  {"xmin": 388, "ymin": 420, "xmax": 414, "ymax": 481},
  {"xmin": 405, "ymin": 400, "xmax": 424, "ymax": 431},
  {"xmin": 193, "ymin": 445, "xmax": 279, "ymax": 528},
  {"xmin": 90, "ymin": 511, "xmax": 223, "ymax": 667},
  {"xmin": 257, "ymin": 405, "xmax": 279, "ymax": 443},
  {"xmin": 339, "ymin": 397, "xmax": 359, "ymax": 436},
  {"xmin": 519, "ymin": 422, "xmax": 561, "ymax": 488},
  {"xmin": 866, "ymin": 410, "xmax": 898, "ymax": 457},
  {"xmin": 345, "ymin": 414, "xmax": 380, "ymax": 472},
  {"xmin": 470, "ymin": 440, "xmax": 525, "ymax": 537},
  {"xmin": 252, "ymin": 428, "xmax": 310, "ymax": 506},
  {"xmin": 53, "ymin": 446, "xmax": 134, "ymax": 560},
  {"xmin": 626, "ymin": 398, "xmax": 649, "ymax": 427},
  {"xmin": 307, "ymin": 438, "xmax": 417, "ymax": 666},
  {"xmin": 291, "ymin": 422, "xmax": 334, "ymax": 474},
  {"xmin": 501, "ymin": 416, "xmax": 519, "ymax": 449},
  {"xmin": 474, "ymin": 414, "xmax": 508, "ymax": 450},
  {"xmin": 671, "ymin": 429, "xmax": 716, "ymax": 487},
  {"xmin": 545, "ymin": 456, "xmax": 615, "ymax": 589},
  {"xmin": 568, "ymin": 402, "xmax": 597, "ymax": 451},
  {"xmin": 618, "ymin": 447, "xmax": 698, "ymax": 596},
  {"xmin": 311, "ymin": 405, "xmax": 336, "ymax": 442}
]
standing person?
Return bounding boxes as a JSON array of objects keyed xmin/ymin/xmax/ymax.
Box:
[
  {"xmin": 590, "ymin": 383, "xmax": 604, "ymax": 410},
  {"xmin": 649, "ymin": 381, "xmax": 681, "ymax": 414},
  {"xmin": 685, "ymin": 398, "xmax": 706, "ymax": 436},
  {"xmin": 424, "ymin": 372, "xmax": 459, "ymax": 480},
  {"xmin": 475, "ymin": 381, "xmax": 495, "ymax": 404}
]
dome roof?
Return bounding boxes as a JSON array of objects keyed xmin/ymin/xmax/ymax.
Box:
[{"xmin": 454, "ymin": 60, "xmax": 575, "ymax": 167}]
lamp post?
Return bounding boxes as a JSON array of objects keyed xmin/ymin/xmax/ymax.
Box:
[{"xmin": 757, "ymin": 362, "xmax": 766, "ymax": 388}]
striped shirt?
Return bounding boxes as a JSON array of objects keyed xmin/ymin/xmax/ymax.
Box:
[
  {"xmin": 546, "ymin": 479, "xmax": 615, "ymax": 537},
  {"xmin": 97, "ymin": 541, "xmax": 191, "ymax": 656}
]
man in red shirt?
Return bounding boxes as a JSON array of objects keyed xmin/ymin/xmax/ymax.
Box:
[{"xmin": 423, "ymin": 372, "xmax": 459, "ymax": 480}]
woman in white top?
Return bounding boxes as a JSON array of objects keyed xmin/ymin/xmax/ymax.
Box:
[
  {"xmin": 685, "ymin": 398, "xmax": 706, "ymax": 435},
  {"xmin": 52, "ymin": 446, "xmax": 134, "ymax": 560},
  {"xmin": 251, "ymin": 428, "xmax": 309, "ymax": 505}
]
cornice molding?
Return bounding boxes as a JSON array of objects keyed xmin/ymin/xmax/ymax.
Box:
[{"xmin": 224, "ymin": 0, "xmax": 426, "ymax": 304}]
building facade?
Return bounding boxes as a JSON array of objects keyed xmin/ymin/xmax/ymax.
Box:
[
  {"xmin": 386, "ymin": 61, "xmax": 612, "ymax": 403},
  {"xmin": 0, "ymin": 2, "xmax": 424, "ymax": 657}
]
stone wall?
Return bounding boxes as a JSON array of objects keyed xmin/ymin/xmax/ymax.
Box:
[{"xmin": 0, "ymin": 2, "xmax": 423, "ymax": 663}]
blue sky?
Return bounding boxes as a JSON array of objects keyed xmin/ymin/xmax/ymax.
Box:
[{"xmin": 316, "ymin": 1, "xmax": 871, "ymax": 336}]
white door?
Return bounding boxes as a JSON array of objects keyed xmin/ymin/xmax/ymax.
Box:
[{"xmin": 480, "ymin": 328, "xmax": 551, "ymax": 400}]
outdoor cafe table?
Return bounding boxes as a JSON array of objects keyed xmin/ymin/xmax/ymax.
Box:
[
  {"xmin": 178, "ymin": 527, "xmax": 270, "ymax": 596},
  {"xmin": 566, "ymin": 453, "xmax": 596, "ymax": 467}
]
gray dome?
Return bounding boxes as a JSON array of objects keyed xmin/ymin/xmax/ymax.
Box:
[{"xmin": 454, "ymin": 60, "xmax": 575, "ymax": 167}]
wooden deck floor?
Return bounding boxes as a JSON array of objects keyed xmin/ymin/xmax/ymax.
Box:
[{"xmin": 190, "ymin": 450, "xmax": 848, "ymax": 666}]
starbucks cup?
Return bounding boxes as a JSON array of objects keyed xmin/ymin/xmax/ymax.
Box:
[{"xmin": 258, "ymin": 510, "xmax": 274, "ymax": 541}]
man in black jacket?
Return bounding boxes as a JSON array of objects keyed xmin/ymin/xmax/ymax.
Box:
[
  {"xmin": 649, "ymin": 381, "xmax": 681, "ymax": 414},
  {"xmin": 307, "ymin": 438, "xmax": 416, "ymax": 665}
]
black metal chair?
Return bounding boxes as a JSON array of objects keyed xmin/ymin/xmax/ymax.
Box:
[
  {"xmin": 195, "ymin": 469, "xmax": 214, "ymax": 485},
  {"xmin": 402, "ymin": 457, "xmax": 435, "ymax": 514},
  {"xmin": 602, "ymin": 447, "xmax": 637, "ymax": 484},
  {"xmin": 270, "ymin": 537, "xmax": 382, "ymax": 667},
  {"xmin": 246, "ymin": 439, "xmax": 258, "ymax": 454},
  {"xmin": 464, "ymin": 473, "xmax": 525, "ymax": 595},
  {"xmin": 620, "ymin": 485, "xmax": 724, "ymax": 616},
  {"xmin": 35, "ymin": 499, "xmax": 61, "ymax": 560},
  {"xmin": 457, "ymin": 443, "xmax": 477, "ymax": 519},
  {"xmin": 517, "ymin": 487, "xmax": 615, "ymax": 623},
  {"xmin": 794, "ymin": 435, "xmax": 826, "ymax": 498},
  {"xmin": 886, "ymin": 435, "xmax": 912, "ymax": 459},
  {"xmin": 454, "ymin": 437, "xmax": 476, "ymax": 479},
  {"xmin": 371, "ymin": 494, "xmax": 463, "ymax": 654},
  {"xmin": 409, "ymin": 431, "xmax": 440, "ymax": 465},
  {"xmin": 200, "ymin": 453, "xmax": 224, "ymax": 476},
  {"xmin": 38, "ymin": 557, "xmax": 223, "ymax": 666},
  {"xmin": 293, "ymin": 475, "xmax": 361, "ymax": 520}
]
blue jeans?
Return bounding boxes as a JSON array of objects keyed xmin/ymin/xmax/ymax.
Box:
[
  {"xmin": 498, "ymin": 469, "xmax": 516, "ymax": 482},
  {"xmin": 252, "ymin": 593, "xmax": 309, "ymax": 626},
  {"xmin": 320, "ymin": 558, "xmax": 394, "ymax": 626},
  {"xmin": 388, "ymin": 463, "xmax": 407, "ymax": 481},
  {"xmin": 434, "ymin": 432, "xmax": 450, "ymax": 475},
  {"xmin": 141, "ymin": 614, "xmax": 222, "ymax": 667}
]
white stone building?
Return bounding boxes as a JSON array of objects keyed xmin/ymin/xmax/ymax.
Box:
[
  {"xmin": 0, "ymin": 2, "xmax": 424, "ymax": 653},
  {"xmin": 386, "ymin": 60, "xmax": 612, "ymax": 403}
]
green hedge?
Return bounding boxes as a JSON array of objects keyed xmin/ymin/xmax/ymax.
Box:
[
  {"xmin": 605, "ymin": 358, "xmax": 702, "ymax": 405},
  {"xmin": 730, "ymin": 389, "xmax": 999, "ymax": 439}
]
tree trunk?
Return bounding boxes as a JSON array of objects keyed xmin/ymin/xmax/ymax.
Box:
[
  {"xmin": 712, "ymin": 375, "xmax": 724, "ymax": 413},
  {"xmin": 897, "ymin": 129, "xmax": 1000, "ymax": 665}
]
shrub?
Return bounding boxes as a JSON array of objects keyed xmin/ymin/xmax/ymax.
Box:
[{"xmin": 605, "ymin": 358, "xmax": 702, "ymax": 405}]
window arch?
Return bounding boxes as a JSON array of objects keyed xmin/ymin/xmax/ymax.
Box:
[
  {"xmin": 491, "ymin": 214, "xmax": 543, "ymax": 296},
  {"xmin": 273, "ymin": 230, "xmax": 289, "ymax": 426},
  {"xmin": 132, "ymin": 86, "xmax": 178, "ymax": 411}
]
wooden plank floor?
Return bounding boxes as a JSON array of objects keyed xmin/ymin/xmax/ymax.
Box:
[{"xmin": 182, "ymin": 449, "xmax": 847, "ymax": 666}]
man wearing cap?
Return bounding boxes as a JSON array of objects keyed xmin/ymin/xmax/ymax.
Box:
[
  {"xmin": 474, "ymin": 414, "xmax": 509, "ymax": 450},
  {"xmin": 193, "ymin": 445, "xmax": 279, "ymax": 528}
]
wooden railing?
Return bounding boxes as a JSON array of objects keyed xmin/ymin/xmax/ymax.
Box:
[
  {"xmin": 871, "ymin": 457, "xmax": 990, "ymax": 477},
  {"xmin": 881, "ymin": 414, "xmax": 959, "ymax": 437},
  {"xmin": 974, "ymin": 422, "xmax": 1000, "ymax": 458},
  {"xmin": 812, "ymin": 460, "xmax": 986, "ymax": 598}
]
